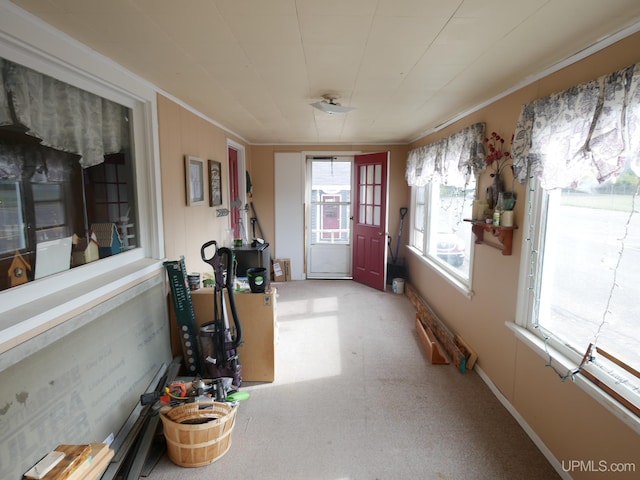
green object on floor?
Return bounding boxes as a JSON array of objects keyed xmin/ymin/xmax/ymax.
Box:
[{"xmin": 226, "ymin": 391, "xmax": 250, "ymax": 402}]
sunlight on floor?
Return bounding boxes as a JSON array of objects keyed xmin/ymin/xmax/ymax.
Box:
[{"xmin": 273, "ymin": 296, "xmax": 344, "ymax": 385}]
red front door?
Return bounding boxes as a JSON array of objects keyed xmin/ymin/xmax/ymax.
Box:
[{"xmin": 352, "ymin": 152, "xmax": 389, "ymax": 291}]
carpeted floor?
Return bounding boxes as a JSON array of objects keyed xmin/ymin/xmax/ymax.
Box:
[{"xmin": 146, "ymin": 279, "xmax": 560, "ymax": 480}]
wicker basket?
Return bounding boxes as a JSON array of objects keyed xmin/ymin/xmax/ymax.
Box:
[{"xmin": 160, "ymin": 401, "xmax": 237, "ymax": 467}]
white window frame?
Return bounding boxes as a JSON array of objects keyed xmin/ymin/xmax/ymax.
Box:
[
  {"xmin": 0, "ymin": 6, "xmax": 164, "ymax": 358},
  {"xmin": 512, "ymin": 177, "xmax": 640, "ymax": 434},
  {"xmin": 410, "ymin": 186, "xmax": 426, "ymax": 254},
  {"xmin": 408, "ymin": 181, "xmax": 475, "ymax": 298}
]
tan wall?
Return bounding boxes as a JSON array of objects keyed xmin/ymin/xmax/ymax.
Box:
[
  {"xmin": 157, "ymin": 99, "xmax": 410, "ymax": 270},
  {"xmin": 158, "ymin": 98, "xmax": 410, "ymax": 276},
  {"xmin": 406, "ymin": 32, "xmax": 640, "ymax": 478},
  {"xmin": 157, "ymin": 95, "xmax": 250, "ymax": 273}
]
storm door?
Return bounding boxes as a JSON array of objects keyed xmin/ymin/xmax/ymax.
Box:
[{"xmin": 306, "ymin": 157, "xmax": 353, "ymax": 278}]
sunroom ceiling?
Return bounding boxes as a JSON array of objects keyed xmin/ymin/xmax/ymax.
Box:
[{"xmin": 8, "ymin": 0, "xmax": 640, "ymax": 145}]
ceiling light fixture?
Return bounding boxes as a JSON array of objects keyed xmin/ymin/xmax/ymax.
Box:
[{"xmin": 310, "ymin": 94, "xmax": 354, "ymax": 114}]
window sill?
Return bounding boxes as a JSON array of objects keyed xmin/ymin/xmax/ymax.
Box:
[
  {"xmin": 408, "ymin": 246, "xmax": 473, "ymax": 299},
  {"xmin": 506, "ymin": 321, "xmax": 640, "ymax": 436},
  {"xmin": 0, "ymin": 252, "xmax": 165, "ymax": 369}
]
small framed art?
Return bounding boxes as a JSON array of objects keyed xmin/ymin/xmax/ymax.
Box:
[
  {"xmin": 209, "ymin": 159, "xmax": 222, "ymax": 206},
  {"xmin": 185, "ymin": 155, "xmax": 206, "ymax": 206}
]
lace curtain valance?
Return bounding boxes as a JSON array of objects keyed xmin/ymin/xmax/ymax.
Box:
[
  {"xmin": 0, "ymin": 58, "xmax": 129, "ymax": 169},
  {"xmin": 406, "ymin": 122, "xmax": 486, "ymax": 187},
  {"xmin": 511, "ymin": 63, "xmax": 640, "ymax": 190}
]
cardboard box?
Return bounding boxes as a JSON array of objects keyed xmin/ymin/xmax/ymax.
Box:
[
  {"xmin": 189, "ymin": 288, "xmax": 277, "ymax": 382},
  {"xmin": 272, "ymin": 258, "xmax": 291, "ymax": 282}
]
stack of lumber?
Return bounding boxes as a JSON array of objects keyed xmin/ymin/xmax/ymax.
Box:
[
  {"xmin": 415, "ymin": 314, "xmax": 449, "ymax": 365},
  {"xmin": 24, "ymin": 443, "xmax": 114, "ymax": 480},
  {"xmin": 405, "ymin": 282, "xmax": 477, "ymax": 373}
]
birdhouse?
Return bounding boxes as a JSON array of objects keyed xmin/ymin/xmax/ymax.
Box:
[
  {"xmin": 90, "ymin": 223, "xmax": 123, "ymax": 258},
  {"xmin": 72, "ymin": 232, "xmax": 100, "ymax": 266},
  {"xmin": 8, "ymin": 251, "xmax": 31, "ymax": 287}
]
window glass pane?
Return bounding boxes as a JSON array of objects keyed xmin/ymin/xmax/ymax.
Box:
[
  {"xmin": 308, "ymin": 158, "xmax": 352, "ymax": 246},
  {"xmin": 94, "ymin": 204, "xmax": 108, "ymax": 222},
  {"xmin": 0, "ymin": 56, "xmax": 137, "ymax": 291},
  {"xmin": 430, "ymin": 181, "xmax": 474, "ymax": 278},
  {"xmin": 109, "ymin": 204, "xmax": 120, "ymax": 221},
  {"xmin": 537, "ymin": 176, "xmax": 640, "ymax": 370},
  {"xmin": 366, "ymin": 205, "xmax": 372, "ymax": 225},
  {"xmin": 34, "ymin": 201, "xmax": 66, "ymax": 228},
  {"xmin": 374, "ymin": 206, "xmax": 380, "ymax": 226},
  {"xmin": 367, "ymin": 165, "xmax": 373, "ymax": 183},
  {"xmin": 0, "ymin": 182, "xmax": 26, "ymax": 254},
  {"xmin": 414, "ymin": 231, "xmax": 424, "ymax": 252},
  {"xmin": 374, "ymin": 185, "xmax": 381, "ymax": 205},
  {"xmin": 375, "ymin": 164, "xmax": 381, "ymax": 183},
  {"xmin": 107, "ymin": 184, "xmax": 119, "ymax": 202},
  {"xmin": 33, "ymin": 184, "xmax": 62, "ymax": 202},
  {"xmin": 118, "ymin": 185, "xmax": 128, "ymax": 202},
  {"xmin": 94, "ymin": 183, "xmax": 106, "ymax": 201}
]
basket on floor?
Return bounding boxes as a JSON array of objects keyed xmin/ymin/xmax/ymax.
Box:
[{"xmin": 160, "ymin": 401, "xmax": 237, "ymax": 467}]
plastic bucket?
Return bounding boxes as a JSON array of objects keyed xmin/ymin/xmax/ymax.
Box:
[
  {"xmin": 392, "ymin": 278, "xmax": 405, "ymax": 294},
  {"xmin": 247, "ymin": 267, "xmax": 267, "ymax": 293}
]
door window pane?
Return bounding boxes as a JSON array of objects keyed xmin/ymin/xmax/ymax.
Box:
[{"xmin": 309, "ymin": 159, "xmax": 352, "ymax": 244}]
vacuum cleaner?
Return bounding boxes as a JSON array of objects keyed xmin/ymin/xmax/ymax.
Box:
[{"xmin": 199, "ymin": 240, "xmax": 243, "ymax": 388}]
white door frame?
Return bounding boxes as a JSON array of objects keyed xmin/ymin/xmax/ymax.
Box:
[
  {"xmin": 274, "ymin": 150, "xmax": 361, "ymax": 281},
  {"xmin": 274, "ymin": 152, "xmax": 305, "ymax": 280},
  {"xmin": 227, "ymin": 138, "xmax": 247, "ymax": 242},
  {"xmin": 305, "ymin": 155, "xmax": 354, "ymax": 279}
]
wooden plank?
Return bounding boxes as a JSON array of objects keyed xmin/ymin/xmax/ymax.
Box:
[
  {"xmin": 405, "ymin": 283, "xmax": 468, "ymax": 373},
  {"xmin": 580, "ymin": 369, "xmax": 640, "ymax": 417},
  {"xmin": 454, "ymin": 335, "xmax": 477, "ymax": 371},
  {"xmin": 37, "ymin": 445, "xmax": 90, "ymax": 480},
  {"xmin": 595, "ymin": 347, "xmax": 640, "ymax": 378},
  {"xmin": 83, "ymin": 443, "xmax": 115, "ymax": 480},
  {"xmin": 415, "ymin": 315, "xmax": 449, "ymax": 364}
]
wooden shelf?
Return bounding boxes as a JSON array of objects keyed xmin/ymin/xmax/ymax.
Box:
[{"xmin": 464, "ymin": 219, "xmax": 517, "ymax": 255}]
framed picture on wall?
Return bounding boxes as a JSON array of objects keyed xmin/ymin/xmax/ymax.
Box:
[
  {"xmin": 185, "ymin": 155, "xmax": 206, "ymax": 206},
  {"xmin": 209, "ymin": 159, "xmax": 222, "ymax": 206}
]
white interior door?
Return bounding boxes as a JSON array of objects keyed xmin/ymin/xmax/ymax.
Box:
[
  {"xmin": 274, "ymin": 152, "xmax": 305, "ymax": 280},
  {"xmin": 306, "ymin": 156, "xmax": 353, "ymax": 279}
]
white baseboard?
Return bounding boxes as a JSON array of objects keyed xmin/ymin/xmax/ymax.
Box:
[{"xmin": 474, "ymin": 365, "xmax": 572, "ymax": 480}]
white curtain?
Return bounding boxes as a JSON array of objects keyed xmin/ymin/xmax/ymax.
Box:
[
  {"xmin": 405, "ymin": 138, "xmax": 445, "ymax": 186},
  {"xmin": 512, "ymin": 63, "xmax": 640, "ymax": 189},
  {"xmin": 0, "ymin": 58, "xmax": 129, "ymax": 168},
  {"xmin": 405, "ymin": 122, "xmax": 486, "ymax": 187}
]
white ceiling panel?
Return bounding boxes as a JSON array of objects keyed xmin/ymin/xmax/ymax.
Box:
[
  {"xmin": 296, "ymin": 0, "xmax": 378, "ymax": 17},
  {"xmin": 7, "ymin": 0, "xmax": 640, "ymax": 144}
]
